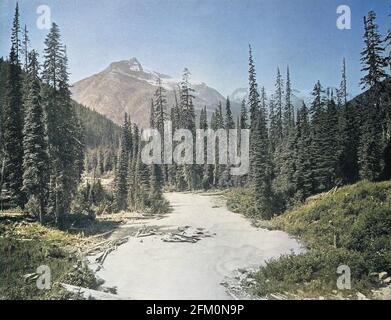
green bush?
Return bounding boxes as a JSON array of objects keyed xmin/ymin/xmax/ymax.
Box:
[
  {"xmin": 251, "ymin": 248, "xmax": 373, "ymax": 297},
  {"xmin": 71, "ymin": 180, "xmax": 114, "ymax": 217},
  {"xmin": 244, "ymin": 180, "xmax": 391, "ymax": 298}
]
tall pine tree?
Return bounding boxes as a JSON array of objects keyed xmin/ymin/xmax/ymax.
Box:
[
  {"xmin": 3, "ymin": 3, "xmax": 25, "ymax": 207},
  {"xmin": 22, "ymin": 50, "xmax": 49, "ymax": 222}
]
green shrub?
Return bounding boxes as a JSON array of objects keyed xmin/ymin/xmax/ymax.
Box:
[{"xmin": 245, "ymin": 180, "xmax": 391, "ymax": 298}]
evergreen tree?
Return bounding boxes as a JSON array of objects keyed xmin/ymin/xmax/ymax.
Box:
[
  {"xmin": 180, "ymin": 68, "xmax": 197, "ymax": 190},
  {"xmin": 21, "ymin": 25, "xmax": 30, "ymax": 71},
  {"xmin": 337, "ymin": 58, "xmax": 347, "ymax": 106},
  {"xmin": 114, "ymin": 115, "xmax": 129, "ymax": 211},
  {"xmin": 127, "ymin": 124, "xmax": 139, "ymax": 209},
  {"xmin": 358, "ymin": 110, "xmax": 383, "ymax": 181},
  {"xmin": 225, "ymin": 97, "xmax": 235, "ymax": 130},
  {"xmin": 360, "ymin": 11, "xmax": 387, "ymax": 89},
  {"xmin": 358, "ymin": 11, "xmax": 387, "ymax": 181},
  {"xmin": 150, "ymin": 164, "xmax": 163, "ymax": 201},
  {"xmin": 269, "ymin": 97, "xmax": 279, "ymax": 152},
  {"xmin": 323, "ymin": 98, "xmax": 340, "ymax": 187},
  {"xmin": 135, "ymin": 137, "xmax": 150, "ymax": 209},
  {"xmin": 283, "ymin": 66, "xmax": 293, "ymax": 137},
  {"xmin": 10, "ymin": 2, "xmax": 21, "ymax": 64},
  {"xmin": 180, "ymin": 68, "xmax": 196, "ymax": 133},
  {"xmin": 153, "ymin": 78, "xmax": 168, "ymax": 183},
  {"xmin": 212, "ymin": 103, "xmax": 225, "ymax": 187},
  {"xmin": 22, "ymin": 51, "xmax": 49, "ymax": 222},
  {"xmin": 309, "ymin": 81, "xmax": 328, "ymax": 192},
  {"xmin": 294, "ymin": 103, "xmax": 313, "ymax": 201},
  {"xmin": 337, "ymin": 59, "xmax": 360, "ymax": 183},
  {"xmin": 252, "ymin": 109, "xmax": 274, "ymax": 219},
  {"xmin": 3, "ymin": 7, "xmax": 24, "ymax": 207},
  {"xmin": 154, "ymin": 78, "xmax": 168, "ymax": 133},
  {"xmin": 149, "ymin": 99, "xmax": 155, "ymax": 128},
  {"xmin": 248, "ymin": 45, "xmax": 260, "ymax": 127},
  {"xmin": 385, "ymin": 28, "xmax": 391, "ymax": 70},
  {"xmin": 260, "ymin": 87, "xmax": 268, "ymax": 124},
  {"xmin": 240, "ymin": 99, "xmax": 248, "ymax": 129},
  {"xmin": 42, "ymin": 23, "xmax": 62, "ymax": 89},
  {"xmin": 98, "ymin": 148, "xmax": 105, "ymax": 176},
  {"xmin": 238, "ymin": 100, "xmax": 249, "ymax": 186},
  {"xmin": 200, "ymin": 107, "xmax": 213, "ymax": 189},
  {"xmin": 274, "ymin": 68, "xmax": 284, "ymax": 141},
  {"xmin": 42, "ymin": 24, "xmax": 84, "ymax": 227},
  {"xmin": 248, "ymin": 45, "xmax": 261, "ymax": 180},
  {"xmin": 222, "ymin": 97, "xmax": 235, "ymax": 187}
]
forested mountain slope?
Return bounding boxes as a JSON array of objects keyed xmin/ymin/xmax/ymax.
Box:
[{"xmin": 0, "ymin": 58, "xmax": 120, "ymax": 150}]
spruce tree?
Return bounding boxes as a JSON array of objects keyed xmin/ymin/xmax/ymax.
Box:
[
  {"xmin": 180, "ymin": 68, "xmax": 196, "ymax": 133},
  {"xmin": 337, "ymin": 59, "xmax": 360, "ymax": 183},
  {"xmin": 3, "ymin": 7, "xmax": 25, "ymax": 207},
  {"xmin": 149, "ymin": 99, "xmax": 155, "ymax": 128},
  {"xmin": 360, "ymin": 11, "xmax": 387, "ymax": 89},
  {"xmin": 153, "ymin": 78, "xmax": 168, "ymax": 183},
  {"xmin": 212, "ymin": 103, "xmax": 225, "ymax": 187},
  {"xmin": 309, "ymin": 81, "xmax": 328, "ymax": 192},
  {"xmin": 248, "ymin": 45, "xmax": 261, "ymax": 181},
  {"xmin": 252, "ymin": 109, "xmax": 274, "ymax": 219},
  {"xmin": 42, "ymin": 24, "xmax": 83, "ymax": 227},
  {"xmin": 180, "ymin": 68, "xmax": 197, "ymax": 190},
  {"xmin": 114, "ymin": 115, "xmax": 129, "ymax": 211},
  {"xmin": 358, "ymin": 11, "xmax": 387, "ymax": 181},
  {"xmin": 225, "ymin": 97, "xmax": 235, "ymax": 130},
  {"xmin": 150, "ymin": 164, "xmax": 163, "ymax": 201},
  {"xmin": 238, "ymin": 100, "xmax": 249, "ymax": 186},
  {"xmin": 223, "ymin": 97, "xmax": 235, "ymax": 187},
  {"xmin": 269, "ymin": 97, "xmax": 279, "ymax": 153},
  {"xmin": 248, "ymin": 45, "xmax": 260, "ymax": 127},
  {"xmin": 260, "ymin": 87, "xmax": 268, "ymax": 124},
  {"xmin": 323, "ymin": 98, "xmax": 340, "ymax": 187},
  {"xmin": 385, "ymin": 28, "xmax": 391, "ymax": 70},
  {"xmin": 135, "ymin": 137, "xmax": 150, "ymax": 209},
  {"xmin": 10, "ymin": 2, "xmax": 21, "ymax": 64},
  {"xmin": 200, "ymin": 107, "xmax": 213, "ymax": 189},
  {"xmin": 22, "ymin": 51, "xmax": 49, "ymax": 222},
  {"xmin": 21, "ymin": 25, "xmax": 30, "ymax": 71},
  {"xmin": 337, "ymin": 58, "xmax": 347, "ymax": 106},
  {"xmin": 294, "ymin": 103, "xmax": 313, "ymax": 201},
  {"xmin": 273, "ymin": 67, "xmax": 296, "ymax": 208},
  {"xmin": 127, "ymin": 124, "xmax": 139, "ymax": 209},
  {"xmin": 274, "ymin": 68, "xmax": 284, "ymax": 141},
  {"xmin": 283, "ymin": 66, "xmax": 293, "ymax": 137},
  {"xmin": 240, "ymin": 99, "xmax": 248, "ymax": 130},
  {"xmin": 154, "ymin": 78, "xmax": 168, "ymax": 133}
]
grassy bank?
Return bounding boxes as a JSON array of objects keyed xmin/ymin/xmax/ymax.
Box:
[
  {"xmin": 226, "ymin": 181, "xmax": 391, "ymax": 299},
  {"xmin": 0, "ymin": 212, "xmax": 126, "ymax": 300}
]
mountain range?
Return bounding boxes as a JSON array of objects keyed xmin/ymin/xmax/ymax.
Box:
[
  {"xmin": 71, "ymin": 57, "xmax": 351, "ymax": 127},
  {"xmin": 71, "ymin": 58, "xmax": 237, "ymax": 127}
]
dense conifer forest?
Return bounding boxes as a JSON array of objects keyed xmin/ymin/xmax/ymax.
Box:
[{"xmin": 1, "ymin": 4, "xmax": 390, "ymax": 224}]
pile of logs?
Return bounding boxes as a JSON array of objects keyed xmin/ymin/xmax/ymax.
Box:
[
  {"xmin": 162, "ymin": 227, "xmax": 215, "ymax": 244},
  {"xmin": 132, "ymin": 225, "xmax": 216, "ymax": 244},
  {"xmin": 83, "ymin": 236, "xmax": 130, "ymax": 266}
]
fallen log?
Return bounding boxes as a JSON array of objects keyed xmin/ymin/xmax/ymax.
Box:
[{"xmin": 60, "ymin": 283, "xmax": 132, "ymax": 300}]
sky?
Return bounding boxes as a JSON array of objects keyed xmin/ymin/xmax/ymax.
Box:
[{"xmin": 0, "ymin": 0, "xmax": 390, "ymax": 97}]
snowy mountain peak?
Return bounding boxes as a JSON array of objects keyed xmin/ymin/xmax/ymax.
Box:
[
  {"xmin": 128, "ymin": 57, "xmax": 143, "ymax": 72},
  {"xmin": 72, "ymin": 57, "xmax": 240, "ymax": 127},
  {"xmin": 229, "ymin": 88, "xmax": 248, "ymax": 103}
]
